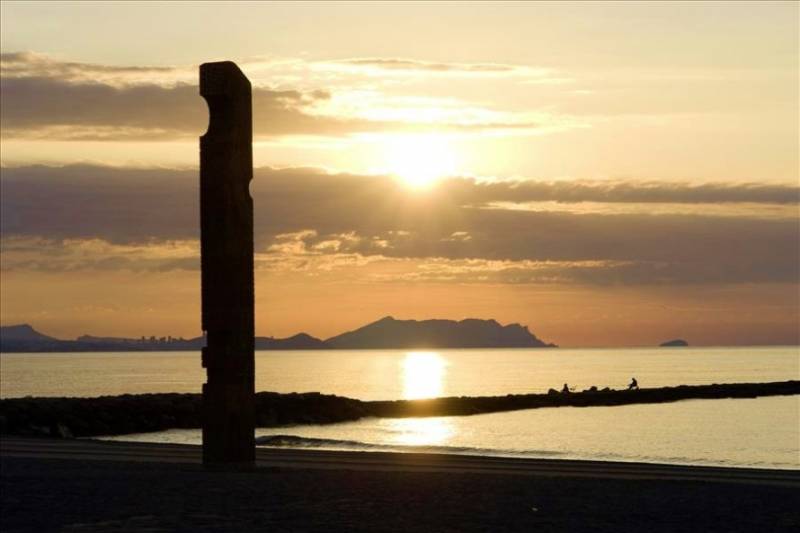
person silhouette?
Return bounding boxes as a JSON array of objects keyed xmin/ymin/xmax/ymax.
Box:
[
  {"xmin": 628, "ymin": 377, "xmax": 639, "ymax": 390},
  {"xmin": 561, "ymin": 383, "xmax": 570, "ymax": 393}
]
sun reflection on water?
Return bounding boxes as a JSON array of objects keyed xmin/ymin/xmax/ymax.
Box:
[
  {"xmin": 387, "ymin": 417, "xmax": 454, "ymax": 447},
  {"xmin": 393, "ymin": 352, "xmax": 454, "ymax": 447},
  {"xmin": 402, "ymin": 351, "xmax": 447, "ymax": 400}
]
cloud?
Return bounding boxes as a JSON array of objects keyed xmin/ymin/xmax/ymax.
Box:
[
  {"xmin": 0, "ymin": 51, "xmax": 185, "ymax": 85},
  {"xmin": 363, "ymin": 257, "xmax": 640, "ymax": 285},
  {"xmin": 0, "ymin": 233, "xmax": 670, "ymax": 287},
  {"xmin": 0, "ymin": 52, "xmax": 552, "ymax": 140},
  {"xmin": 0, "ymin": 237, "xmax": 199, "ymax": 273},
  {"xmin": 327, "ymin": 58, "xmax": 526, "ymax": 74},
  {"xmin": 481, "ymin": 201, "xmax": 798, "ymax": 220},
  {"xmin": 0, "ymin": 52, "xmax": 535, "ymax": 80},
  {"xmin": 441, "ymin": 178, "xmax": 800, "ymax": 205},
  {"xmin": 1, "ymin": 164, "xmax": 797, "ymax": 285},
  {"xmin": 0, "ymin": 74, "xmax": 539, "ymax": 140},
  {"xmin": 318, "ymin": 58, "xmax": 567, "ymax": 86},
  {"xmin": 0, "ymin": 75, "xmax": 374, "ymax": 140}
]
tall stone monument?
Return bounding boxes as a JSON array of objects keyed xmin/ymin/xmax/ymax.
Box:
[{"xmin": 199, "ymin": 61, "xmax": 255, "ymax": 466}]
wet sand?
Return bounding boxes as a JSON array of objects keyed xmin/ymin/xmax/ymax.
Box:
[{"xmin": 1, "ymin": 438, "xmax": 798, "ymax": 532}]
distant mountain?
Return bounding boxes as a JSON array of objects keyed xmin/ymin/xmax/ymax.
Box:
[
  {"xmin": 0, "ymin": 324, "xmax": 64, "ymax": 352},
  {"xmin": 76, "ymin": 334, "xmax": 145, "ymax": 344},
  {"xmin": 660, "ymin": 339, "xmax": 689, "ymax": 347},
  {"xmin": 255, "ymin": 333, "xmax": 330, "ymax": 350},
  {"xmin": 0, "ymin": 317, "xmax": 556, "ymax": 352},
  {"xmin": 325, "ymin": 316, "xmax": 556, "ymax": 349},
  {"xmin": 0, "ymin": 324, "xmax": 56, "ymax": 342},
  {"xmin": 0, "ymin": 325, "xmax": 329, "ymax": 353}
]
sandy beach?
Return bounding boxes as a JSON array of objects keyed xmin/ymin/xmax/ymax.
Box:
[{"xmin": 2, "ymin": 437, "xmax": 798, "ymax": 532}]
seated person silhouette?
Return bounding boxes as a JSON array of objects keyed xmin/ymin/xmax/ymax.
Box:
[
  {"xmin": 561, "ymin": 383, "xmax": 571, "ymax": 393},
  {"xmin": 628, "ymin": 377, "xmax": 639, "ymax": 390}
]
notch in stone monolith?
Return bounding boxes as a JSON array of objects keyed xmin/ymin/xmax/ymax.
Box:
[{"xmin": 199, "ymin": 61, "xmax": 255, "ymax": 466}]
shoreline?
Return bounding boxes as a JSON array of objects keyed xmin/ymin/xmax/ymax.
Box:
[
  {"xmin": 3, "ymin": 437, "xmax": 799, "ymax": 485},
  {"xmin": 107, "ymin": 430, "xmax": 800, "ymax": 473},
  {"xmin": 2, "ymin": 437, "xmax": 799, "ymax": 532}
]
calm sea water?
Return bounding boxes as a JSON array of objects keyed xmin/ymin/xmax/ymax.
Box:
[
  {"xmin": 2, "ymin": 346, "xmax": 798, "ymax": 399},
  {"xmin": 2, "ymin": 347, "xmax": 799, "ymax": 469}
]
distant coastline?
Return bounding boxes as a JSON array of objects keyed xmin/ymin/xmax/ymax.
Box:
[{"xmin": 0, "ymin": 316, "xmax": 556, "ymax": 352}]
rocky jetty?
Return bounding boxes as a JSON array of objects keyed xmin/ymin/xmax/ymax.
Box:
[
  {"xmin": 0, "ymin": 392, "xmax": 367, "ymax": 438},
  {"xmin": 1, "ymin": 381, "xmax": 797, "ymax": 439},
  {"xmin": 368, "ymin": 381, "xmax": 800, "ymax": 418}
]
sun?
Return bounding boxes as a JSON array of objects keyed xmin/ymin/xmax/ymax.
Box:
[{"xmin": 382, "ymin": 134, "xmax": 458, "ymax": 188}]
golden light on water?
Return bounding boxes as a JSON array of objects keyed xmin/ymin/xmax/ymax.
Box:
[
  {"xmin": 391, "ymin": 352, "xmax": 454, "ymax": 446},
  {"xmin": 388, "ymin": 417, "xmax": 454, "ymax": 447},
  {"xmin": 382, "ymin": 134, "xmax": 458, "ymax": 188},
  {"xmin": 402, "ymin": 351, "xmax": 447, "ymax": 399}
]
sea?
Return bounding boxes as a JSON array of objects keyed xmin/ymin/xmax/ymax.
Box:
[{"xmin": 2, "ymin": 346, "xmax": 798, "ymax": 470}]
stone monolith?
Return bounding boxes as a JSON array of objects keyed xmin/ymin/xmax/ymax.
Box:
[{"xmin": 199, "ymin": 61, "xmax": 254, "ymax": 466}]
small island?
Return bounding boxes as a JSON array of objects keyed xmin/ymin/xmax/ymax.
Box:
[{"xmin": 660, "ymin": 339, "xmax": 689, "ymax": 347}]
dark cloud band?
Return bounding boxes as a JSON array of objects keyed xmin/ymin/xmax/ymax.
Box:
[
  {"xmin": 0, "ymin": 76, "xmax": 365, "ymax": 139},
  {"xmin": 0, "ymin": 52, "xmax": 541, "ymax": 140},
  {"xmin": 1, "ymin": 165, "xmax": 797, "ymax": 285}
]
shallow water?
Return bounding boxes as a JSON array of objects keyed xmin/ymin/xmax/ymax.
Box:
[{"xmin": 104, "ymin": 395, "xmax": 800, "ymax": 470}]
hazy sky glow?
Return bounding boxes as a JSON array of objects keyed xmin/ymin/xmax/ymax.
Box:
[{"xmin": 0, "ymin": 1, "xmax": 798, "ymax": 346}]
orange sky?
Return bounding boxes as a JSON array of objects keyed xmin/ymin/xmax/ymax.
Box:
[{"xmin": 0, "ymin": 1, "xmax": 798, "ymax": 346}]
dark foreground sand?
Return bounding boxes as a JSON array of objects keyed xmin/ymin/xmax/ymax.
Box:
[{"xmin": 2, "ymin": 438, "xmax": 799, "ymax": 532}]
